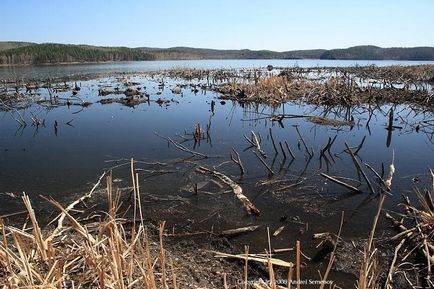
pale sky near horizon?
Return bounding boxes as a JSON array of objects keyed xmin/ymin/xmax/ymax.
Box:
[{"xmin": 1, "ymin": 0, "xmax": 433, "ymax": 51}]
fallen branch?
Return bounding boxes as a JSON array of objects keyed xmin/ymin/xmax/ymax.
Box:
[
  {"xmin": 195, "ymin": 166, "xmax": 260, "ymax": 215},
  {"xmin": 320, "ymin": 173, "xmax": 362, "ymax": 193},
  {"xmin": 230, "ymin": 148, "xmax": 245, "ymax": 175}
]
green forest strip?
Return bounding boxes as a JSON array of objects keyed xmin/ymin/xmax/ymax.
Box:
[{"xmin": 1, "ymin": 43, "xmax": 434, "ymax": 65}]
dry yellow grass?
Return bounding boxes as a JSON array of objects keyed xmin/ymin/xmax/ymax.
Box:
[{"xmin": 0, "ymin": 160, "xmax": 175, "ymax": 289}]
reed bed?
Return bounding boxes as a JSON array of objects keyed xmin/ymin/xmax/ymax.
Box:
[
  {"xmin": 384, "ymin": 169, "xmax": 434, "ymax": 288},
  {"xmin": 213, "ymin": 72, "xmax": 433, "ymax": 107},
  {"xmin": 0, "ymin": 162, "xmax": 176, "ymax": 289}
]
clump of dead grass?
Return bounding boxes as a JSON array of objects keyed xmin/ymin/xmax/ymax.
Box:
[{"xmin": 0, "ymin": 160, "xmax": 176, "ymax": 289}]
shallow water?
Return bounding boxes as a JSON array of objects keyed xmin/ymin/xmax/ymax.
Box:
[
  {"xmin": 1, "ymin": 60, "xmax": 433, "ymax": 286},
  {"xmin": 2, "ymin": 59, "xmax": 434, "ymax": 80}
]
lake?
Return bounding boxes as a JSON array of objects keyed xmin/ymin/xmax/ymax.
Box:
[
  {"xmin": 2, "ymin": 59, "xmax": 434, "ymax": 80},
  {"xmin": 0, "ymin": 59, "xmax": 433, "ymax": 286}
]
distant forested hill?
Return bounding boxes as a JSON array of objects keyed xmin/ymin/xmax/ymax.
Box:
[
  {"xmin": 138, "ymin": 47, "xmax": 326, "ymax": 60},
  {"xmin": 0, "ymin": 41, "xmax": 34, "ymax": 51},
  {"xmin": 0, "ymin": 42, "xmax": 433, "ymax": 65},
  {"xmin": 320, "ymin": 45, "xmax": 434, "ymax": 60},
  {"xmin": 0, "ymin": 43, "xmax": 155, "ymax": 65}
]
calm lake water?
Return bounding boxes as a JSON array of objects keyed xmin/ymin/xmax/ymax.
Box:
[
  {"xmin": 2, "ymin": 59, "xmax": 434, "ymax": 80},
  {"xmin": 1, "ymin": 59, "xmax": 433, "ymax": 286}
]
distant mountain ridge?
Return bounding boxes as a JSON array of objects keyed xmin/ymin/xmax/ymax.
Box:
[{"xmin": 0, "ymin": 42, "xmax": 433, "ymax": 65}]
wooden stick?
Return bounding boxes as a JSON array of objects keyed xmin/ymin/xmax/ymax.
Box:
[
  {"xmin": 220, "ymin": 226, "xmax": 260, "ymax": 237},
  {"xmin": 384, "ymin": 239, "xmax": 405, "ymax": 289},
  {"xmin": 230, "ymin": 148, "xmax": 245, "ymax": 175},
  {"xmin": 295, "ymin": 126, "xmax": 312, "ymax": 157},
  {"xmin": 327, "ymin": 135, "xmax": 338, "ymax": 154},
  {"xmin": 284, "ymin": 141, "xmax": 296, "ymax": 160},
  {"xmin": 353, "ymin": 136, "xmax": 366, "ymax": 155},
  {"xmin": 253, "ymin": 151, "xmax": 275, "ymax": 175},
  {"xmin": 296, "ymin": 240, "xmax": 301, "ymax": 289},
  {"xmin": 344, "ymin": 142, "xmax": 376, "ymax": 194},
  {"xmin": 269, "ymin": 127, "xmax": 278, "ymax": 155},
  {"xmin": 244, "ymin": 245, "xmax": 249, "ymax": 289},
  {"xmin": 320, "ymin": 173, "xmax": 362, "ymax": 193},
  {"xmin": 196, "ymin": 166, "xmax": 260, "ymax": 215},
  {"xmin": 279, "ymin": 142, "xmax": 287, "ymax": 159}
]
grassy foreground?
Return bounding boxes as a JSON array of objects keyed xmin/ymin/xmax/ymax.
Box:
[{"xmin": 0, "ymin": 159, "xmax": 433, "ymax": 288}]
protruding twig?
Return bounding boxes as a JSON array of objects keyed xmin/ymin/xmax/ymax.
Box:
[
  {"xmin": 230, "ymin": 148, "xmax": 245, "ymax": 175},
  {"xmin": 284, "ymin": 141, "xmax": 296, "ymax": 160},
  {"xmin": 269, "ymin": 127, "xmax": 278, "ymax": 155},
  {"xmin": 295, "ymin": 126, "xmax": 313, "ymax": 157},
  {"xmin": 279, "ymin": 141, "xmax": 287, "ymax": 159},
  {"xmin": 344, "ymin": 142, "xmax": 376, "ymax": 194},
  {"xmin": 253, "ymin": 151, "xmax": 275, "ymax": 175}
]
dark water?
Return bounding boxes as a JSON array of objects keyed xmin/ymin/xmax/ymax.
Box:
[{"xmin": 1, "ymin": 60, "xmax": 433, "ymax": 286}]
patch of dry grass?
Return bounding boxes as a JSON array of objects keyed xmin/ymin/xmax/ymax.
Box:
[{"xmin": 0, "ymin": 160, "xmax": 176, "ymax": 289}]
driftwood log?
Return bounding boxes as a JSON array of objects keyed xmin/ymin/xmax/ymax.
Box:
[{"xmin": 195, "ymin": 166, "xmax": 260, "ymax": 215}]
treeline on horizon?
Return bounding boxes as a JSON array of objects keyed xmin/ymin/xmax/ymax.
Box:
[
  {"xmin": 0, "ymin": 43, "xmax": 155, "ymax": 65},
  {"xmin": 1, "ymin": 42, "xmax": 434, "ymax": 65}
]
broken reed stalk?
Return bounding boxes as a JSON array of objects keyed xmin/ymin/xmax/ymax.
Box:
[
  {"xmin": 384, "ymin": 239, "xmax": 405, "ymax": 289},
  {"xmin": 279, "ymin": 142, "xmax": 287, "ymax": 159},
  {"xmin": 295, "ymin": 126, "xmax": 313, "ymax": 157},
  {"xmin": 358, "ymin": 155, "xmax": 394, "ymax": 289},
  {"xmin": 296, "ymin": 240, "xmax": 301, "ymax": 289},
  {"xmin": 160, "ymin": 221, "xmax": 167, "ymax": 289},
  {"xmin": 357, "ymin": 193, "xmax": 386, "ymax": 289},
  {"xmin": 170, "ymin": 256, "xmax": 178, "ymax": 289},
  {"xmin": 244, "ymin": 245, "xmax": 249, "ymax": 289},
  {"xmin": 195, "ymin": 166, "xmax": 260, "ymax": 215},
  {"xmin": 167, "ymin": 136, "xmax": 208, "ymax": 158},
  {"xmin": 284, "ymin": 141, "xmax": 296, "ymax": 160},
  {"xmin": 320, "ymin": 137, "xmax": 332, "ymax": 157},
  {"xmin": 253, "ymin": 151, "xmax": 275, "ymax": 175},
  {"xmin": 320, "ymin": 173, "xmax": 362, "ymax": 193},
  {"xmin": 319, "ymin": 211, "xmax": 344, "ymax": 289},
  {"xmin": 245, "ymin": 131, "xmax": 267, "ymax": 158},
  {"xmin": 155, "ymin": 132, "xmax": 216, "ymax": 158},
  {"xmin": 353, "ymin": 136, "xmax": 366, "ymax": 155},
  {"xmin": 269, "ymin": 127, "xmax": 278, "ymax": 155},
  {"xmin": 344, "ymin": 142, "xmax": 376, "ymax": 194}
]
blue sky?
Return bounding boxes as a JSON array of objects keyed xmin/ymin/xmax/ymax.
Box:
[{"xmin": 1, "ymin": 0, "xmax": 433, "ymax": 51}]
